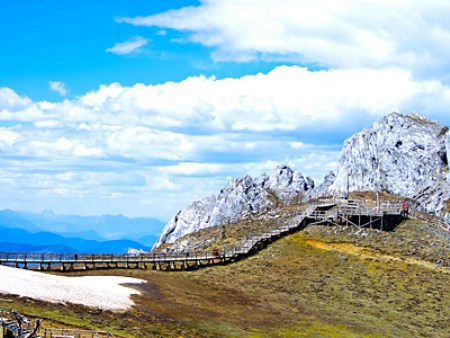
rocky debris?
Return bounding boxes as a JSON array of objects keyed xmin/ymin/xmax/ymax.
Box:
[
  {"xmin": 329, "ymin": 112, "xmax": 450, "ymax": 221},
  {"xmin": 153, "ymin": 165, "xmax": 314, "ymax": 248}
]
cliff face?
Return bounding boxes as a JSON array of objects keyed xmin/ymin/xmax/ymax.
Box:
[
  {"xmin": 153, "ymin": 165, "xmax": 314, "ymax": 248},
  {"xmin": 329, "ymin": 112, "xmax": 450, "ymax": 218}
]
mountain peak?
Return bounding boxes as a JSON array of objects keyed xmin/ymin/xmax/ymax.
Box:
[
  {"xmin": 154, "ymin": 165, "xmax": 314, "ymax": 248},
  {"xmin": 329, "ymin": 111, "xmax": 450, "ymax": 219},
  {"xmin": 42, "ymin": 209, "xmax": 55, "ymax": 218}
]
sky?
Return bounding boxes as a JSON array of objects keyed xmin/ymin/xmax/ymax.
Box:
[{"xmin": 2, "ymin": 0, "xmax": 450, "ymax": 221}]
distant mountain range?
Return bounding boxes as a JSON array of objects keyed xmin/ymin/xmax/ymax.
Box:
[{"xmin": 0, "ymin": 209, "xmax": 165, "ymax": 253}]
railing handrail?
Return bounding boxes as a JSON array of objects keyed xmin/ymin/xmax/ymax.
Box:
[{"xmin": 42, "ymin": 327, "xmax": 116, "ymax": 338}]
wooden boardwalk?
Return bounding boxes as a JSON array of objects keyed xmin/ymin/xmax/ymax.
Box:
[{"xmin": 0, "ymin": 199, "xmax": 406, "ymax": 272}]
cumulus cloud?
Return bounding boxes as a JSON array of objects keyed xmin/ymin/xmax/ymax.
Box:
[
  {"xmin": 118, "ymin": 0, "xmax": 450, "ymax": 79},
  {"xmin": 29, "ymin": 66, "xmax": 450, "ymax": 134},
  {"xmin": 106, "ymin": 36, "xmax": 149, "ymax": 55},
  {"xmin": 0, "ymin": 128, "xmax": 21, "ymax": 146},
  {"xmin": 2, "ymin": 66, "xmax": 450, "ymax": 218},
  {"xmin": 0, "ymin": 87, "xmax": 32, "ymax": 110},
  {"xmin": 49, "ymin": 81, "xmax": 67, "ymax": 96}
]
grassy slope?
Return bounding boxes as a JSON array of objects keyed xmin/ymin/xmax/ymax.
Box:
[{"xmin": 1, "ymin": 218, "xmax": 449, "ymax": 337}]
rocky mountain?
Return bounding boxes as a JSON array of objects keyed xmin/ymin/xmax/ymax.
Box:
[
  {"xmin": 328, "ymin": 112, "xmax": 450, "ymax": 220},
  {"xmin": 154, "ymin": 165, "xmax": 314, "ymax": 248},
  {"xmin": 154, "ymin": 112, "xmax": 450, "ymax": 249}
]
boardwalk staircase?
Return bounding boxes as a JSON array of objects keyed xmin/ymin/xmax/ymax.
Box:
[{"xmin": 234, "ymin": 205, "xmax": 317, "ymax": 255}]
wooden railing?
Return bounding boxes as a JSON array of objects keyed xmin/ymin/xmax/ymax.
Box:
[
  {"xmin": 41, "ymin": 328, "xmax": 116, "ymax": 338},
  {"xmin": 0, "ymin": 308, "xmax": 116, "ymax": 338}
]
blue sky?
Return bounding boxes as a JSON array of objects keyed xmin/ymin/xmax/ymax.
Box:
[
  {"xmin": 2, "ymin": 0, "xmax": 450, "ymax": 220},
  {"xmin": 1, "ymin": 0, "xmax": 288, "ymax": 101}
]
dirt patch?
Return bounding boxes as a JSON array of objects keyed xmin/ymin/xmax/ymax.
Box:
[{"xmin": 305, "ymin": 239, "xmax": 450, "ymax": 273}]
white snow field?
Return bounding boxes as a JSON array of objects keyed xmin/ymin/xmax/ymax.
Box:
[{"xmin": 0, "ymin": 265, "xmax": 145, "ymax": 311}]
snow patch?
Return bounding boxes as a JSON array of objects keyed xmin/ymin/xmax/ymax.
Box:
[{"xmin": 0, "ymin": 265, "xmax": 145, "ymax": 311}]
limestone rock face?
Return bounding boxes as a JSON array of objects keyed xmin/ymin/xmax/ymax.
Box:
[
  {"xmin": 256, "ymin": 166, "xmax": 314, "ymax": 204},
  {"xmin": 153, "ymin": 165, "xmax": 314, "ymax": 248},
  {"xmin": 329, "ymin": 112, "xmax": 450, "ymax": 219},
  {"xmin": 311, "ymin": 171, "xmax": 336, "ymax": 198},
  {"xmin": 153, "ymin": 196, "xmax": 216, "ymax": 248}
]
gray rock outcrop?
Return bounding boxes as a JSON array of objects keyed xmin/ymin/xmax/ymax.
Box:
[
  {"xmin": 153, "ymin": 165, "xmax": 314, "ymax": 248},
  {"xmin": 329, "ymin": 112, "xmax": 450, "ymax": 219}
]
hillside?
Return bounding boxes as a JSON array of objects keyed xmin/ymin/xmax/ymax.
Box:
[{"xmin": 0, "ymin": 204, "xmax": 448, "ymax": 337}]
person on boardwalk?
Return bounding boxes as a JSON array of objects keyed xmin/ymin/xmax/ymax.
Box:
[
  {"xmin": 212, "ymin": 247, "xmax": 219, "ymax": 258},
  {"xmin": 401, "ymin": 201, "xmax": 409, "ymax": 218}
]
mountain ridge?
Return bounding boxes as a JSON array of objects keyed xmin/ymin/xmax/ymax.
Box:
[
  {"xmin": 154, "ymin": 112, "xmax": 450, "ymax": 248},
  {"xmin": 0, "ymin": 225, "xmax": 151, "ymax": 253},
  {"xmin": 154, "ymin": 165, "xmax": 314, "ymax": 248},
  {"xmin": 0, "ymin": 209, "xmax": 160, "ymax": 253}
]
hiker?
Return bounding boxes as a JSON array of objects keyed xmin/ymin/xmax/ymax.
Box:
[
  {"xmin": 401, "ymin": 201, "xmax": 409, "ymax": 218},
  {"xmin": 212, "ymin": 247, "xmax": 219, "ymax": 258}
]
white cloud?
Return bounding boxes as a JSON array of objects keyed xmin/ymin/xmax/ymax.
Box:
[
  {"xmin": 2, "ymin": 66, "xmax": 450, "ymax": 218},
  {"xmin": 49, "ymin": 81, "xmax": 67, "ymax": 96},
  {"xmin": 162, "ymin": 162, "xmax": 225, "ymax": 176},
  {"xmin": 0, "ymin": 128, "xmax": 21, "ymax": 146},
  {"xmin": 119, "ymin": 0, "xmax": 450, "ymax": 80},
  {"xmin": 106, "ymin": 36, "xmax": 149, "ymax": 55},
  {"xmin": 0, "ymin": 87, "xmax": 32, "ymax": 110},
  {"xmin": 41, "ymin": 66, "xmax": 450, "ymax": 133}
]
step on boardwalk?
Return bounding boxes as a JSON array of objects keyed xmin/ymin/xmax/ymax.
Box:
[{"xmin": 0, "ymin": 199, "xmax": 412, "ymax": 272}]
